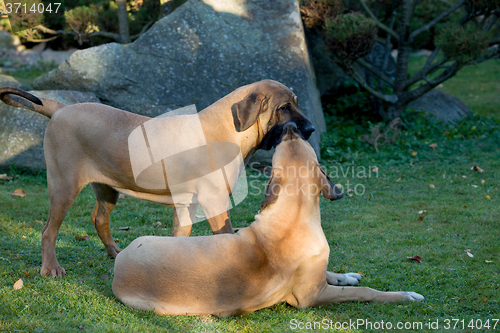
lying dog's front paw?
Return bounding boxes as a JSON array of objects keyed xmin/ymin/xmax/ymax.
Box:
[
  {"xmin": 404, "ymin": 292, "xmax": 425, "ymax": 302},
  {"xmin": 326, "ymin": 271, "xmax": 362, "ymax": 286}
]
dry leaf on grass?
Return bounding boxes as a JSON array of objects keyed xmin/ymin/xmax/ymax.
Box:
[
  {"xmin": 471, "ymin": 165, "xmax": 484, "ymax": 173},
  {"xmin": 429, "ymin": 184, "xmax": 435, "ymax": 188},
  {"xmin": 118, "ymin": 194, "xmax": 125, "ymax": 199},
  {"xmin": 155, "ymin": 221, "xmax": 162, "ymax": 226},
  {"xmin": 0, "ymin": 174, "xmax": 12, "ymax": 180},
  {"xmin": 13, "ymin": 279, "xmax": 23, "ymax": 290},
  {"xmin": 22, "ymin": 270, "xmax": 28, "ymax": 277},
  {"xmin": 75, "ymin": 236, "xmax": 89, "ymax": 241},
  {"xmin": 418, "ymin": 210, "xmax": 427, "ymax": 214},
  {"xmin": 482, "ymin": 179, "xmax": 486, "ymax": 184},
  {"xmin": 411, "ymin": 151, "xmax": 418, "ymax": 156},
  {"xmin": 407, "ymin": 255, "xmax": 423, "ymax": 263},
  {"xmin": 482, "ymin": 297, "xmax": 487, "ymax": 302},
  {"xmin": 12, "ymin": 189, "xmax": 26, "ymax": 197},
  {"xmin": 429, "ymin": 143, "xmax": 437, "ymax": 150},
  {"xmin": 417, "ymin": 216, "xmax": 425, "ymax": 221}
]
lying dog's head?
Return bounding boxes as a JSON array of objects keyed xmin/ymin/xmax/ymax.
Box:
[
  {"xmin": 260, "ymin": 123, "xmax": 343, "ymax": 210},
  {"xmin": 231, "ymin": 80, "xmax": 315, "ymax": 150}
]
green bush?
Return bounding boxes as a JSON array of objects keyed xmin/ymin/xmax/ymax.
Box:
[
  {"xmin": 435, "ymin": 23, "xmax": 491, "ymax": 62},
  {"xmin": 324, "ymin": 13, "xmax": 377, "ymax": 63}
]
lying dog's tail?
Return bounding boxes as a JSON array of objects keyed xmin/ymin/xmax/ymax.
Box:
[{"xmin": 0, "ymin": 87, "xmax": 67, "ymax": 119}]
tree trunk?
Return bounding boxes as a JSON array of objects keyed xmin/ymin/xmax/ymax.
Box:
[{"xmin": 116, "ymin": 0, "xmax": 131, "ymax": 43}]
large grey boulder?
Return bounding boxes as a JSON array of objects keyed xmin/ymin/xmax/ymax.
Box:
[
  {"xmin": 0, "ymin": 91, "xmax": 100, "ymax": 170},
  {"xmin": 32, "ymin": 0, "xmax": 325, "ymax": 157},
  {"xmin": 408, "ymin": 89, "xmax": 472, "ymax": 124}
]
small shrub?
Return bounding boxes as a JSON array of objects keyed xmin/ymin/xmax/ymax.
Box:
[
  {"xmin": 324, "ymin": 13, "xmax": 377, "ymax": 64},
  {"xmin": 65, "ymin": 6, "xmax": 99, "ymax": 35},
  {"xmin": 435, "ymin": 23, "xmax": 490, "ymax": 63},
  {"xmin": 300, "ymin": 0, "xmax": 343, "ymax": 29}
]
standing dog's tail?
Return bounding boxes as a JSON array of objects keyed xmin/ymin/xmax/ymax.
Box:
[{"xmin": 0, "ymin": 87, "xmax": 67, "ymax": 119}]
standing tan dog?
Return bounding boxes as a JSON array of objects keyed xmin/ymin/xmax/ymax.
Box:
[
  {"xmin": 0, "ymin": 80, "xmax": 315, "ymax": 277},
  {"xmin": 112, "ymin": 123, "xmax": 424, "ymax": 317}
]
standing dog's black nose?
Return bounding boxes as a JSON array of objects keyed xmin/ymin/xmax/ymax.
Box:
[{"xmin": 301, "ymin": 123, "xmax": 315, "ymax": 140}]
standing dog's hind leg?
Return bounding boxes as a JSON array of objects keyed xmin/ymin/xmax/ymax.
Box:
[
  {"xmin": 41, "ymin": 181, "xmax": 83, "ymax": 277},
  {"xmin": 90, "ymin": 183, "xmax": 120, "ymax": 258}
]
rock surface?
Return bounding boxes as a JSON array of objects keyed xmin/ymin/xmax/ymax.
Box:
[
  {"xmin": 32, "ymin": 0, "xmax": 325, "ymax": 156},
  {"xmin": 0, "ymin": 90, "xmax": 100, "ymax": 170},
  {"xmin": 0, "ymin": 74, "xmax": 29, "ymax": 90},
  {"xmin": 408, "ymin": 89, "xmax": 472, "ymax": 124}
]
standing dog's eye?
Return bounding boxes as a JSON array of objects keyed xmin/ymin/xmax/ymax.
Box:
[{"xmin": 278, "ymin": 104, "xmax": 290, "ymax": 111}]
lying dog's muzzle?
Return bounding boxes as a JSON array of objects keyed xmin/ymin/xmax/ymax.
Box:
[{"xmin": 279, "ymin": 122, "xmax": 301, "ymax": 143}]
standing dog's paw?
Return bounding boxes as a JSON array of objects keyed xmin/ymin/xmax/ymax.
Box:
[{"xmin": 326, "ymin": 271, "xmax": 362, "ymax": 286}]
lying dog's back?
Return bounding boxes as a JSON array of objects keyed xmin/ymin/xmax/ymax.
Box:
[{"xmin": 112, "ymin": 226, "xmax": 300, "ymax": 316}]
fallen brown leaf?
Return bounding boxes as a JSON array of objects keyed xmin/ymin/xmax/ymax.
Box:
[
  {"xmin": 481, "ymin": 179, "xmax": 485, "ymax": 184},
  {"xmin": 482, "ymin": 297, "xmax": 487, "ymax": 302},
  {"xmin": 471, "ymin": 165, "xmax": 484, "ymax": 173},
  {"xmin": 13, "ymin": 279, "xmax": 23, "ymax": 290},
  {"xmin": 155, "ymin": 221, "xmax": 162, "ymax": 226},
  {"xmin": 372, "ymin": 167, "xmax": 378, "ymax": 173},
  {"xmin": 75, "ymin": 236, "xmax": 89, "ymax": 241},
  {"xmin": 428, "ymin": 143, "xmax": 437, "ymax": 151},
  {"xmin": 22, "ymin": 270, "xmax": 28, "ymax": 277},
  {"xmin": 12, "ymin": 189, "xmax": 26, "ymax": 197},
  {"xmin": 429, "ymin": 184, "xmax": 435, "ymax": 189},
  {"xmin": 407, "ymin": 255, "xmax": 423, "ymax": 263},
  {"xmin": 417, "ymin": 216, "xmax": 425, "ymax": 221},
  {"xmin": 118, "ymin": 194, "xmax": 125, "ymax": 199},
  {"xmin": 0, "ymin": 174, "xmax": 12, "ymax": 180},
  {"xmin": 411, "ymin": 151, "xmax": 418, "ymax": 156}
]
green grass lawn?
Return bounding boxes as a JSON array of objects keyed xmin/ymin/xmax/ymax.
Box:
[{"xmin": 1, "ymin": 57, "xmax": 499, "ymax": 332}]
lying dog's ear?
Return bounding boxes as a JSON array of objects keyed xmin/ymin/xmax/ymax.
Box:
[
  {"xmin": 260, "ymin": 171, "xmax": 281, "ymax": 210},
  {"xmin": 319, "ymin": 166, "xmax": 343, "ymax": 200},
  {"xmin": 232, "ymin": 93, "xmax": 268, "ymax": 132}
]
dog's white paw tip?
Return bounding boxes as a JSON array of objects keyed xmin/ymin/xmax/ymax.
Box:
[
  {"xmin": 407, "ymin": 292, "xmax": 425, "ymax": 301},
  {"xmin": 346, "ymin": 273, "xmax": 362, "ymax": 281}
]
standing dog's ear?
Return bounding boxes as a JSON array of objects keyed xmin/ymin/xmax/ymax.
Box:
[
  {"xmin": 319, "ymin": 167, "xmax": 343, "ymax": 200},
  {"xmin": 232, "ymin": 93, "xmax": 268, "ymax": 132},
  {"xmin": 260, "ymin": 171, "xmax": 281, "ymax": 210}
]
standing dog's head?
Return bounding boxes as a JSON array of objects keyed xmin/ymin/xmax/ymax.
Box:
[
  {"xmin": 231, "ymin": 80, "xmax": 315, "ymax": 150},
  {"xmin": 260, "ymin": 123, "xmax": 343, "ymax": 210}
]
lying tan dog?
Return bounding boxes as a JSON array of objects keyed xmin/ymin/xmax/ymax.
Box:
[
  {"xmin": 112, "ymin": 123, "xmax": 424, "ymax": 317},
  {"xmin": 0, "ymin": 80, "xmax": 315, "ymax": 277}
]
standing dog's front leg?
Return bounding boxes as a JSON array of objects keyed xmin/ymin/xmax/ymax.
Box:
[
  {"xmin": 207, "ymin": 211, "xmax": 234, "ymax": 234},
  {"xmin": 311, "ymin": 284, "xmax": 424, "ymax": 306},
  {"xmin": 172, "ymin": 203, "xmax": 198, "ymax": 237}
]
